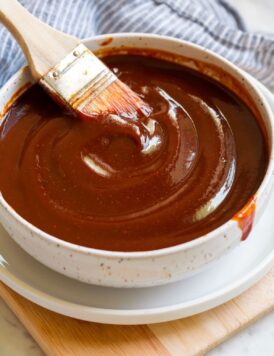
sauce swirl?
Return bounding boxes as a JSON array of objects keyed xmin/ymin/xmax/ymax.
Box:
[{"xmin": 0, "ymin": 54, "xmax": 268, "ymax": 251}]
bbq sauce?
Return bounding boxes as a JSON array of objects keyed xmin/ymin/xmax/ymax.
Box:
[{"xmin": 0, "ymin": 54, "xmax": 268, "ymax": 251}]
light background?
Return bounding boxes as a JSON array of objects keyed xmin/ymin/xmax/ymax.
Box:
[{"xmin": 1, "ymin": 1, "xmax": 274, "ymax": 355}]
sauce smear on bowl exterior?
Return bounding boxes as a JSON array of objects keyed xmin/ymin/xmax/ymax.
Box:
[{"xmin": 0, "ymin": 54, "xmax": 268, "ymax": 251}]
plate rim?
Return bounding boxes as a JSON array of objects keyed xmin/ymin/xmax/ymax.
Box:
[{"xmin": 1, "ymin": 246, "xmax": 274, "ymax": 325}]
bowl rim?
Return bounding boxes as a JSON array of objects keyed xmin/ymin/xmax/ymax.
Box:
[{"xmin": 0, "ymin": 32, "xmax": 274, "ymax": 259}]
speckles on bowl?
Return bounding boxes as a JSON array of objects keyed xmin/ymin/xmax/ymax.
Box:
[
  {"xmin": 0, "ymin": 34, "xmax": 271, "ymax": 288},
  {"xmin": 204, "ymin": 252, "xmax": 213, "ymax": 260}
]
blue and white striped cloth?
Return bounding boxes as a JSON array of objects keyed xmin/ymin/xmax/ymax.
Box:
[{"xmin": 1, "ymin": 0, "xmax": 274, "ymax": 88}]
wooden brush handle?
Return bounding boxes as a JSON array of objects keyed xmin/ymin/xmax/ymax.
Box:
[{"xmin": 0, "ymin": 0, "xmax": 79, "ymax": 80}]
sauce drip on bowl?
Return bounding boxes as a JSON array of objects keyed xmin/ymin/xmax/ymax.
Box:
[{"xmin": 0, "ymin": 54, "xmax": 268, "ymax": 251}]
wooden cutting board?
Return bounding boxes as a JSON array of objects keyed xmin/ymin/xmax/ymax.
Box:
[{"xmin": 1, "ymin": 269, "xmax": 274, "ymax": 356}]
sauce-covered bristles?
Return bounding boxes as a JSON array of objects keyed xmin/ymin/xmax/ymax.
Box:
[{"xmin": 77, "ymin": 79, "xmax": 152, "ymax": 119}]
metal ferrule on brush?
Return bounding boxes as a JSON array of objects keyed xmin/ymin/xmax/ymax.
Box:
[{"xmin": 39, "ymin": 43, "xmax": 117, "ymax": 113}]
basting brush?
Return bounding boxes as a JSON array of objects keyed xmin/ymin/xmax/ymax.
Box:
[{"xmin": 0, "ymin": 0, "xmax": 151, "ymax": 121}]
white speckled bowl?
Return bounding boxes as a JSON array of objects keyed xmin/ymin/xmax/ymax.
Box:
[{"xmin": 0, "ymin": 34, "xmax": 274, "ymax": 288}]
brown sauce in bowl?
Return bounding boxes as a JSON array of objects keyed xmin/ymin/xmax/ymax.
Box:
[{"xmin": 0, "ymin": 54, "xmax": 268, "ymax": 251}]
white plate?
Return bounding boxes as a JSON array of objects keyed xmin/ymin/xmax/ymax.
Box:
[{"xmin": 0, "ymin": 76, "xmax": 274, "ymax": 325}]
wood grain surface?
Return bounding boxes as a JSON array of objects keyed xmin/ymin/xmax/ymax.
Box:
[{"xmin": 1, "ymin": 269, "xmax": 274, "ymax": 356}]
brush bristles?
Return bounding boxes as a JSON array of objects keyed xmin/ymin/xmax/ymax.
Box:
[
  {"xmin": 40, "ymin": 44, "xmax": 151, "ymax": 120},
  {"xmin": 75, "ymin": 79, "xmax": 151, "ymax": 119}
]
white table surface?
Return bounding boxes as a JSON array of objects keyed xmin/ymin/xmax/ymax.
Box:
[{"xmin": 1, "ymin": 1, "xmax": 274, "ymax": 355}]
